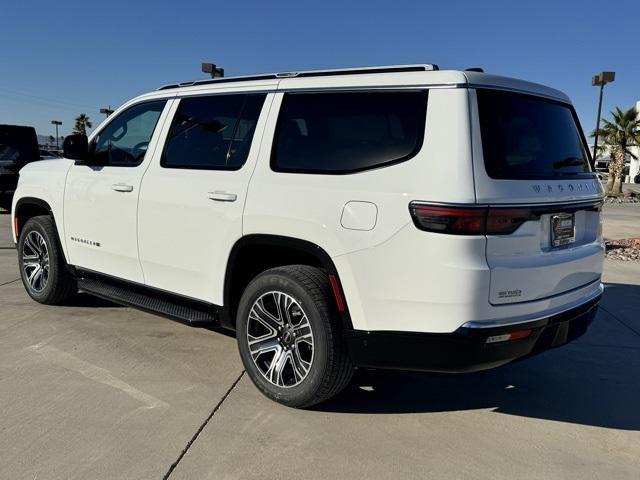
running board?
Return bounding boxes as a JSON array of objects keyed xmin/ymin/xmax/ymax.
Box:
[{"xmin": 77, "ymin": 276, "xmax": 219, "ymax": 325}]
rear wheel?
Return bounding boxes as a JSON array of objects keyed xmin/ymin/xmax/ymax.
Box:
[
  {"xmin": 18, "ymin": 215, "xmax": 77, "ymax": 304},
  {"xmin": 236, "ymin": 265, "xmax": 353, "ymax": 408}
]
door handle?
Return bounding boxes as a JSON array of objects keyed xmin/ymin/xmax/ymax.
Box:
[
  {"xmin": 207, "ymin": 191, "xmax": 237, "ymax": 202},
  {"xmin": 112, "ymin": 183, "xmax": 134, "ymax": 193}
]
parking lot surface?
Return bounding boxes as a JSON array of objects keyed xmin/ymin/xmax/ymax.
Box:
[
  {"xmin": 602, "ymin": 201, "xmax": 640, "ymax": 241},
  {"xmin": 1, "ymin": 207, "xmax": 639, "ymax": 479}
]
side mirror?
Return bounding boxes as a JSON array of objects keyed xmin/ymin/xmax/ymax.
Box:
[{"xmin": 63, "ymin": 134, "xmax": 89, "ymax": 163}]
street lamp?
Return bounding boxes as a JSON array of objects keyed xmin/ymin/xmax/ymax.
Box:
[
  {"xmin": 591, "ymin": 71, "xmax": 615, "ymax": 167},
  {"xmin": 51, "ymin": 120, "xmax": 62, "ymax": 150},
  {"xmin": 100, "ymin": 107, "xmax": 114, "ymax": 117}
]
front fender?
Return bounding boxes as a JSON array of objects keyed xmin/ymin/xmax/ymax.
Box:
[{"xmin": 12, "ymin": 160, "xmax": 72, "ymax": 259}]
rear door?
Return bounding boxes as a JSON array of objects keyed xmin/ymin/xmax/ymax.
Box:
[
  {"xmin": 470, "ymin": 88, "xmax": 604, "ymax": 305},
  {"xmin": 137, "ymin": 91, "xmax": 271, "ymax": 304}
]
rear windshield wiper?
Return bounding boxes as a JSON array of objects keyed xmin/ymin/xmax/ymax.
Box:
[{"xmin": 552, "ymin": 157, "xmax": 585, "ymax": 169}]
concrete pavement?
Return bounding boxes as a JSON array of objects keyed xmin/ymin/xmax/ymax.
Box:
[
  {"xmin": 166, "ymin": 260, "xmax": 640, "ymax": 480},
  {"xmin": 603, "ymin": 202, "xmax": 640, "ymax": 241},
  {"xmin": 1, "ymin": 208, "xmax": 639, "ymax": 479}
]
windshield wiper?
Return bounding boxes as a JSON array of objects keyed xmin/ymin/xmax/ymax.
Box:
[{"xmin": 552, "ymin": 157, "xmax": 585, "ymax": 169}]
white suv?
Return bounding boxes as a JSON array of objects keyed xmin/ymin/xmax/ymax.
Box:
[{"xmin": 11, "ymin": 65, "xmax": 604, "ymax": 407}]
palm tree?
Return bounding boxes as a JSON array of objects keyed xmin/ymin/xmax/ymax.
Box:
[
  {"xmin": 592, "ymin": 107, "xmax": 640, "ymax": 195},
  {"xmin": 73, "ymin": 113, "xmax": 93, "ymax": 136}
]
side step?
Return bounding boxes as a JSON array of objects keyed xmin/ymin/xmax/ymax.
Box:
[{"xmin": 77, "ymin": 276, "xmax": 219, "ymax": 325}]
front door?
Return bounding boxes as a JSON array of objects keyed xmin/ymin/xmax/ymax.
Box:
[{"xmin": 63, "ymin": 99, "xmax": 170, "ymax": 283}]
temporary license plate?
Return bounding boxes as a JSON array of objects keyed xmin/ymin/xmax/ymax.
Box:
[{"xmin": 551, "ymin": 213, "xmax": 576, "ymax": 247}]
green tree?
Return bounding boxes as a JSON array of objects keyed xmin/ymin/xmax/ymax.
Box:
[
  {"xmin": 592, "ymin": 107, "xmax": 640, "ymax": 195},
  {"xmin": 72, "ymin": 113, "xmax": 93, "ymax": 136}
]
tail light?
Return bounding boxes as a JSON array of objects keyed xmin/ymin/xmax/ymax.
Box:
[{"xmin": 409, "ymin": 203, "xmax": 532, "ymax": 235}]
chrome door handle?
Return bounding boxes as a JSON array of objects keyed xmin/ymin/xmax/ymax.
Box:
[
  {"xmin": 112, "ymin": 183, "xmax": 134, "ymax": 192},
  {"xmin": 207, "ymin": 191, "xmax": 237, "ymax": 202}
]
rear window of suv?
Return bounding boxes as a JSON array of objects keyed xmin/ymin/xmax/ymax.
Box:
[
  {"xmin": 272, "ymin": 91, "xmax": 428, "ymax": 174},
  {"xmin": 477, "ymin": 89, "xmax": 592, "ymax": 179}
]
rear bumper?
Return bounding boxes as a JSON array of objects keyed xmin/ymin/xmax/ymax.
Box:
[{"xmin": 345, "ymin": 294, "xmax": 600, "ymax": 373}]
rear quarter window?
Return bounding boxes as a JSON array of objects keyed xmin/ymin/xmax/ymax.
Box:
[
  {"xmin": 477, "ymin": 89, "xmax": 592, "ymax": 180},
  {"xmin": 271, "ymin": 91, "xmax": 428, "ymax": 174}
]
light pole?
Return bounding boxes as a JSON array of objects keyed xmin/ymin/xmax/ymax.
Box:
[
  {"xmin": 100, "ymin": 107, "xmax": 114, "ymax": 118},
  {"xmin": 51, "ymin": 120, "xmax": 62, "ymax": 150},
  {"xmin": 202, "ymin": 63, "xmax": 224, "ymax": 78},
  {"xmin": 591, "ymin": 71, "xmax": 615, "ymax": 168}
]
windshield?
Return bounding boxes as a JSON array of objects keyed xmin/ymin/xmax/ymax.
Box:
[{"xmin": 477, "ymin": 89, "xmax": 592, "ymax": 179}]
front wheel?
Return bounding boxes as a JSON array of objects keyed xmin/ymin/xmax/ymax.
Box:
[
  {"xmin": 236, "ymin": 265, "xmax": 354, "ymax": 408},
  {"xmin": 17, "ymin": 215, "xmax": 77, "ymax": 304}
]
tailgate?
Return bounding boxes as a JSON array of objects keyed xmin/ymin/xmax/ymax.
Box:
[
  {"xmin": 486, "ymin": 200, "xmax": 603, "ymax": 304},
  {"xmin": 471, "ymin": 88, "xmax": 604, "ymax": 305}
]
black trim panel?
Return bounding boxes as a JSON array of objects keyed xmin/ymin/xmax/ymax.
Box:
[
  {"xmin": 513, "ymin": 199, "xmax": 603, "ymax": 218},
  {"xmin": 222, "ymin": 235, "xmax": 352, "ymax": 331},
  {"xmin": 14, "ymin": 196, "xmax": 53, "ymax": 215},
  {"xmin": 13, "ymin": 197, "xmax": 71, "ymax": 268},
  {"xmin": 77, "ymin": 270, "xmax": 220, "ymax": 326},
  {"xmin": 345, "ymin": 295, "xmax": 600, "ymax": 372}
]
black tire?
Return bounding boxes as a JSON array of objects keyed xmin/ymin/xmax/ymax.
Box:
[
  {"xmin": 17, "ymin": 215, "xmax": 77, "ymax": 304},
  {"xmin": 236, "ymin": 265, "xmax": 354, "ymax": 408}
]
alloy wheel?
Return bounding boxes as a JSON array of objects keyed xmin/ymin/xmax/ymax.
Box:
[
  {"xmin": 22, "ymin": 231, "xmax": 50, "ymax": 293},
  {"xmin": 246, "ymin": 291, "xmax": 314, "ymax": 388}
]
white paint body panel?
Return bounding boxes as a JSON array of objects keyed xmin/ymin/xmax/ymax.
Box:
[
  {"xmin": 11, "ymin": 159, "xmax": 73, "ymax": 254},
  {"xmin": 244, "ymin": 87, "xmax": 478, "ymax": 331},
  {"xmin": 62, "ymin": 100, "xmax": 174, "ymax": 283},
  {"xmin": 244, "ymin": 88, "xmax": 475, "ymax": 256},
  {"xmin": 467, "ymin": 89, "xmax": 604, "ymax": 307},
  {"xmin": 486, "ymin": 212, "xmax": 603, "ymax": 305},
  {"xmin": 341, "ymin": 201, "xmax": 378, "ymax": 231},
  {"xmin": 137, "ymin": 91, "xmax": 274, "ymax": 303}
]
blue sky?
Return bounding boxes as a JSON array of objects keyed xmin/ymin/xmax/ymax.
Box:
[{"xmin": 1, "ymin": 0, "xmax": 638, "ymax": 139}]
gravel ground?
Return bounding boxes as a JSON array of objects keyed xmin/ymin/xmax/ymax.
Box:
[
  {"xmin": 604, "ymin": 196, "xmax": 640, "ymax": 204},
  {"xmin": 606, "ymin": 238, "xmax": 640, "ymax": 261}
]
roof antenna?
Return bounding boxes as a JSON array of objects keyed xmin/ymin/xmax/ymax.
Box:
[{"xmin": 202, "ymin": 63, "xmax": 225, "ymax": 78}]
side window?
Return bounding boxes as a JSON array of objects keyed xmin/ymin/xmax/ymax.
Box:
[
  {"xmin": 272, "ymin": 91, "xmax": 428, "ymax": 174},
  {"xmin": 162, "ymin": 93, "xmax": 266, "ymax": 170},
  {"xmin": 91, "ymin": 100, "xmax": 166, "ymax": 167}
]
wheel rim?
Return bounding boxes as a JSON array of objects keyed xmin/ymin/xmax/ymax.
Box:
[
  {"xmin": 246, "ymin": 291, "xmax": 314, "ymax": 388},
  {"xmin": 22, "ymin": 231, "xmax": 50, "ymax": 293}
]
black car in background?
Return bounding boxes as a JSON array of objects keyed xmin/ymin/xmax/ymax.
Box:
[{"xmin": 0, "ymin": 124, "xmax": 40, "ymax": 195}]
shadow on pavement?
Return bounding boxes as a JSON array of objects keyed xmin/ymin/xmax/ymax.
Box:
[
  {"xmin": 601, "ymin": 282, "xmax": 640, "ymax": 334},
  {"xmin": 64, "ymin": 293, "xmax": 236, "ymax": 338},
  {"xmin": 319, "ymin": 282, "xmax": 640, "ymax": 431}
]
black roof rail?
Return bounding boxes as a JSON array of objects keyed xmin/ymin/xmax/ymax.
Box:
[{"xmin": 157, "ymin": 64, "xmax": 439, "ymax": 91}]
